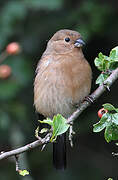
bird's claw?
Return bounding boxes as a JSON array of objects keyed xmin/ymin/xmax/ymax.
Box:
[{"xmin": 84, "ymin": 95, "xmax": 94, "ymax": 103}]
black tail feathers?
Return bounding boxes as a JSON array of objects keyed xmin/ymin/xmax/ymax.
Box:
[{"xmin": 53, "ymin": 133, "xmax": 66, "ymax": 170}]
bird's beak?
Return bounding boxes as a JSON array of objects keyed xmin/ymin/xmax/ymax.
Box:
[{"xmin": 74, "ymin": 38, "xmax": 85, "ymax": 47}]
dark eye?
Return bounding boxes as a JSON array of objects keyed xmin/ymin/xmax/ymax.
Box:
[{"xmin": 65, "ymin": 37, "xmax": 70, "ymax": 42}]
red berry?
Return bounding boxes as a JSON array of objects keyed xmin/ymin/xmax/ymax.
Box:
[
  {"xmin": 6, "ymin": 42, "xmax": 21, "ymax": 55},
  {"xmin": 0, "ymin": 65, "xmax": 11, "ymax": 79},
  {"xmin": 98, "ymin": 108, "xmax": 108, "ymax": 118}
]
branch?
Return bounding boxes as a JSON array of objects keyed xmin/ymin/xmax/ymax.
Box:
[
  {"xmin": 0, "ymin": 133, "xmax": 51, "ymax": 160},
  {"xmin": 0, "ymin": 68, "xmax": 118, "ymax": 161}
]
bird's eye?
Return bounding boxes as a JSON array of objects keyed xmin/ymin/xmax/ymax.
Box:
[{"xmin": 65, "ymin": 37, "xmax": 70, "ymax": 42}]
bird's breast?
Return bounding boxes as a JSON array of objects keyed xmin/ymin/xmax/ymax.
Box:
[{"xmin": 34, "ymin": 55, "xmax": 92, "ymax": 118}]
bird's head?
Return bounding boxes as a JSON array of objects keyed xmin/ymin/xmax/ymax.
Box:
[{"xmin": 46, "ymin": 29, "xmax": 85, "ymax": 54}]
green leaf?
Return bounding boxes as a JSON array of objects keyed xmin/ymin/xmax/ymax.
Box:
[
  {"xmin": 107, "ymin": 178, "xmax": 113, "ymax": 180},
  {"xmin": 104, "ymin": 123, "xmax": 118, "ymax": 143},
  {"xmin": 104, "ymin": 124, "xmax": 113, "ymax": 142},
  {"xmin": 96, "ymin": 73, "xmax": 109, "ymax": 85},
  {"xmin": 103, "ymin": 103, "xmax": 118, "ymax": 112},
  {"xmin": 110, "ymin": 50, "xmax": 117, "ymax": 60},
  {"xmin": 39, "ymin": 118, "xmax": 53, "ymax": 126},
  {"xmin": 51, "ymin": 114, "xmax": 69, "ymax": 141},
  {"xmin": 93, "ymin": 121, "xmax": 106, "ymax": 132},
  {"xmin": 103, "ymin": 103, "xmax": 116, "ymax": 111},
  {"xmin": 19, "ymin": 169, "xmax": 29, "ymax": 176},
  {"xmin": 94, "ymin": 56, "xmax": 103, "ymax": 71},
  {"xmin": 98, "ymin": 52, "xmax": 104, "ymax": 60},
  {"xmin": 93, "ymin": 113, "xmax": 109, "ymax": 132},
  {"xmin": 111, "ymin": 46, "xmax": 118, "ymax": 57},
  {"xmin": 112, "ymin": 113, "xmax": 118, "ymax": 125}
]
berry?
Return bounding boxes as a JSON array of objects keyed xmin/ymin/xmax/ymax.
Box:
[
  {"xmin": 0, "ymin": 65, "xmax": 11, "ymax": 79},
  {"xmin": 6, "ymin": 42, "xmax": 21, "ymax": 55},
  {"xmin": 98, "ymin": 108, "xmax": 108, "ymax": 118}
]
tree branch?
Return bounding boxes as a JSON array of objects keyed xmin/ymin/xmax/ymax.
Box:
[
  {"xmin": 0, "ymin": 133, "xmax": 51, "ymax": 160},
  {"xmin": 0, "ymin": 68, "xmax": 118, "ymax": 161}
]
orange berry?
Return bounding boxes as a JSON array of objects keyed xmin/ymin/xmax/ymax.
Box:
[
  {"xmin": 6, "ymin": 42, "xmax": 21, "ymax": 55},
  {"xmin": 0, "ymin": 65, "xmax": 11, "ymax": 79},
  {"xmin": 98, "ymin": 108, "xmax": 108, "ymax": 118}
]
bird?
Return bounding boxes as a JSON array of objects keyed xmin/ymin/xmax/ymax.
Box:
[{"xmin": 34, "ymin": 29, "xmax": 92, "ymax": 170}]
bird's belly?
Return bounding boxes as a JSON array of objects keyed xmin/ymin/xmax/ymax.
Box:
[
  {"xmin": 34, "ymin": 79, "xmax": 75, "ymax": 118},
  {"xmin": 34, "ymin": 68, "xmax": 91, "ymax": 118}
]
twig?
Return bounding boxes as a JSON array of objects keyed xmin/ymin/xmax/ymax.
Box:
[
  {"xmin": 0, "ymin": 68, "xmax": 118, "ymax": 161},
  {"xmin": 0, "ymin": 133, "xmax": 51, "ymax": 160}
]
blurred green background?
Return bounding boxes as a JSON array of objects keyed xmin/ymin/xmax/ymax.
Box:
[{"xmin": 0, "ymin": 0, "xmax": 118, "ymax": 179}]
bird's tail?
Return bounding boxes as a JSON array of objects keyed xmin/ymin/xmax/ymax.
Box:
[{"xmin": 53, "ymin": 133, "xmax": 66, "ymax": 170}]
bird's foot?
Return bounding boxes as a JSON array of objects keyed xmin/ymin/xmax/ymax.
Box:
[
  {"xmin": 84, "ymin": 95, "xmax": 94, "ymax": 103},
  {"xmin": 69, "ymin": 124, "xmax": 75, "ymax": 147}
]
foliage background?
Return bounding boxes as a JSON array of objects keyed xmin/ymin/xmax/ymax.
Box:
[{"xmin": 0, "ymin": 0, "xmax": 118, "ymax": 179}]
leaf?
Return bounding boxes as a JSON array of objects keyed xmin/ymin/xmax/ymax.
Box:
[
  {"xmin": 111, "ymin": 46, "xmax": 118, "ymax": 57},
  {"xmin": 39, "ymin": 128, "xmax": 48, "ymax": 134},
  {"xmin": 104, "ymin": 124, "xmax": 113, "ymax": 142},
  {"xmin": 39, "ymin": 118, "xmax": 53, "ymax": 126},
  {"xmin": 103, "ymin": 103, "xmax": 118, "ymax": 113},
  {"xmin": 103, "ymin": 103, "xmax": 116, "ymax": 111},
  {"xmin": 104, "ymin": 123, "xmax": 118, "ymax": 142},
  {"xmin": 93, "ymin": 113, "xmax": 109, "ymax": 132},
  {"xmin": 112, "ymin": 113, "xmax": 118, "ymax": 125},
  {"xmin": 98, "ymin": 52, "xmax": 104, "ymax": 60},
  {"xmin": 94, "ymin": 56, "xmax": 103, "ymax": 71},
  {"xmin": 110, "ymin": 50, "xmax": 117, "ymax": 60},
  {"xmin": 93, "ymin": 121, "xmax": 106, "ymax": 132},
  {"xmin": 51, "ymin": 114, "xmax": 70, "ymax": 141},
  {"xmin": 94, "ymin": 57, "xmax": 102, "ymax": 67},
  {"xmin": 19, "ymin": 169, "xmax": 29, "ymax": 176},
  {"xmin": 96, "ymin": 73, "xmax": 109, "ymax": 85}
]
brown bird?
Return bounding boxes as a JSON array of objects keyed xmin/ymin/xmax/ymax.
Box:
[{"xmin": 34, "ymin": 29, "xmax": 92, "ymax": 169}]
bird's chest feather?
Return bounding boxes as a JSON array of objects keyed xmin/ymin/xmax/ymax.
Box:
[{"xmin": 34, "ymin": 56, "xmax": 91, "ymax": 117}]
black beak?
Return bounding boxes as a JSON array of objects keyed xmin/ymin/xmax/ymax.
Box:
[{"xmin": 74, "ymin": 38, "xmax": 85, "ymax": 47}]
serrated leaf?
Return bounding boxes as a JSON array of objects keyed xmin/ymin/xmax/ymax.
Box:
[
  {"xmin": 39, "ymin": 118, "xmax": 53, "ymax": 126},
  {"xmin": 96, "ymin": 73, "xmax": 109, "ymax": 85},
  {"xmin": 51, "ymin": 114, "xmax": 69, "ymax": 141},
  {"xmin": 39, "ymin": 128, "xmax": 48, "ymax": 134},
  {"xmin": 19, "ymin": 169, "xmax": 29, "ymax": 176},
  {"xmin": 103, "ymin": 103, "xmax": 116, "ymax": 111}
]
